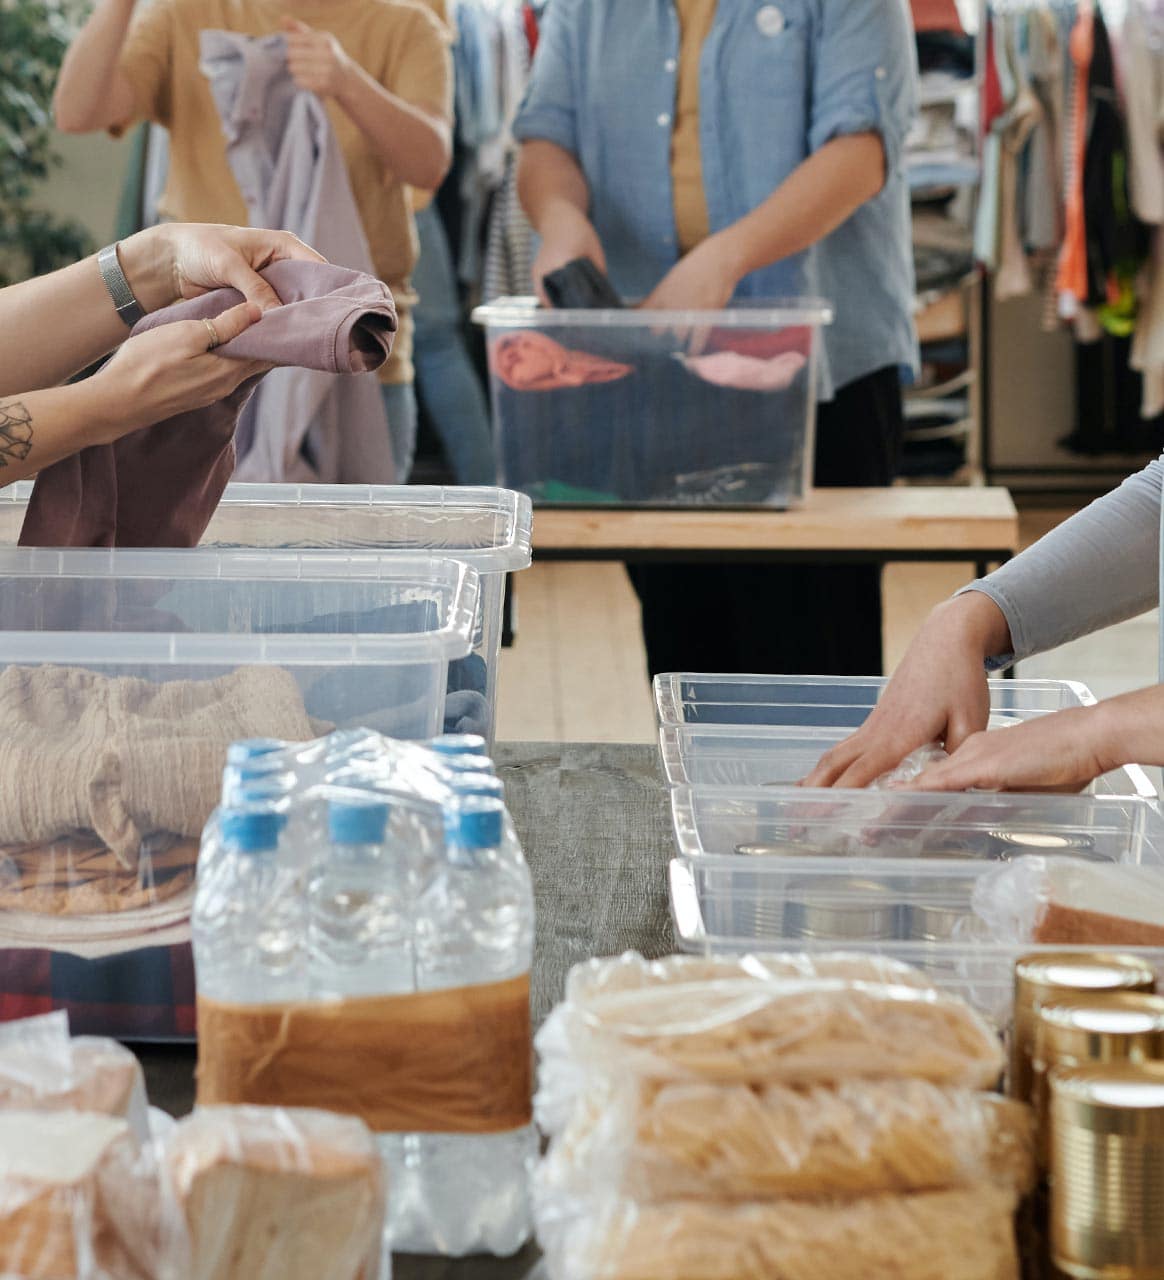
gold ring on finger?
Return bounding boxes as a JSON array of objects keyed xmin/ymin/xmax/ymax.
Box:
[{"xmin": 202, "ymin": 318, "xmax": 222, "ymax": 351}]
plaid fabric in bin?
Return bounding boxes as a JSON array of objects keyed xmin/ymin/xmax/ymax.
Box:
[{"xmin": 0, "ymin": 943, "xmax": 196, "ymax": 1041}]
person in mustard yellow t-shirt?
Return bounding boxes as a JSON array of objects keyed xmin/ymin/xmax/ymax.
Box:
[{"xmin": 54, "ymin": 0, "xmax": 454, "ymax": 481}]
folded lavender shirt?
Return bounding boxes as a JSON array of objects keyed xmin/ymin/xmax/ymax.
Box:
[{"xmin": 20, "ymin": 261, "xmax": 396, "ymax": 548}]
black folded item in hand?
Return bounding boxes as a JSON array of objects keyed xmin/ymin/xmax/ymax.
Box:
[{"xmin": 541, "ymin": 258, "xmax": 625, "ymax": 310}]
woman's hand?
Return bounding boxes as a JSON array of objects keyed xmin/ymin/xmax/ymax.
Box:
[
  {"xmin": 119, "ymin": 224, "xmax": 326, "ymax": 316},
  {"xmin": 908, "ymin": 706, "xmax": 1113, "ymax": 794},
  {"xmin": 801, "ymin": 592, "xmax": 1011, "ymax": 789},
  {"xmin": 88, "ymin": 301, "xmax": 271, "ymax": 439}
]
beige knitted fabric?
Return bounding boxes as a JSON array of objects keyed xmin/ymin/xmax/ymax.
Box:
[
  {"xmin": 0, "ymin": 665, "xmax": 314, "ymax": 865},
  {"xmin": 543, "ymin": 1188, "xmax": 1022, "ymax": 1280},
  {"xmin": 543, "ymin": 1080, "xmax": 1037, "ymax": 1202}
]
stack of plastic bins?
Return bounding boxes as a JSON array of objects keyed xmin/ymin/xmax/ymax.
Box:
[
  {"xmin": 472, "ymin": 297, "xmax": 832, "ymax": 508},
  {"xmin": 0, "ymin": 483, "xmax": 533, "ymax": 747},
  {"xmin": 654, "ymin": 673, "xmax": 1158, "ymax": 799},
  {"xmin": 0, "ymin": 547, "xmax": 478, "ymax": 1039},
  {"xmin": 667, "ymin": 786, "xmax": 1164, "ymax": 1022}
]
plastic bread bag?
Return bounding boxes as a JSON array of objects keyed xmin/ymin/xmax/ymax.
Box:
[
  {"xmin": 972, "ymin": 854, "xmax": 1164, "ymax": 947},
  {"xmin": 0, "ymin": 1110, "xmax": 165, "ymax": 1280},
  {"xmin": 537, "ymin": 1077, "xmax": 1036, "ymax": 1203},
  {"xmin": 535, "ymin": 954, "xmax": 1004, "ymax": 1137},
  {"xmin": 534, "ymin": 1187, "xmax": 1023, "ymax": 1280},
  {"xmin": 159, "ymin": 1105, "xmax": 387, "ymax": 1280},
  {"xmin": 0, "ymin": 1014, "xmax": 149, "ymax": 1145}
]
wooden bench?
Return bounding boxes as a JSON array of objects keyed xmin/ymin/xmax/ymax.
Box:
[{"xmin": 531, "ymin": 486, "xmax": 1020, "ymax": 580}]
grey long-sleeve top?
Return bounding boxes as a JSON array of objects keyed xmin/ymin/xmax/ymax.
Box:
[{"xmin": 965, "ymin": 455, "xmax": 1163, "ymax": 672}]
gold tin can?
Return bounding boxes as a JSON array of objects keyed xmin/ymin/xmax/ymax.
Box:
[
  {"xmin": 1032, "ymin": 994, "xmax": 1164, "ymax": 1169},
  {"xmin": 1050, "ymin": 1063, "xmax": 1164, "ymax": 1279},
  {"xmin": 1011, "ymin": 954, "xmax": 1157, "ymax": 1104}
]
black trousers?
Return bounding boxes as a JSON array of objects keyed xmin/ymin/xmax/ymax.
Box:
[{"xmin": 628, "ymin": 365, "xmax": 904, "ymax": 680}]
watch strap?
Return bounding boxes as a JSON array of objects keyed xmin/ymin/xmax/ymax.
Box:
[{"xmin": 97, "ymin": 243, "xmax": 146, "ymax": 328}]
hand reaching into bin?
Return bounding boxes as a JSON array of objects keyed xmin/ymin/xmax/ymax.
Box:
[{"xmin": 801, "ymin": 593, "xmax": 1006, "ymax": 790}]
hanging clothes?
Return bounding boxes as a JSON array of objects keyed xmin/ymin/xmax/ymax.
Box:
[
  {"xmin": 199, "ymin": 31, "xmax": 398, "ymax": 484},
  {"xmin": 1056, "ymin": 3, "xmax": 1096, "ymax": 313}
]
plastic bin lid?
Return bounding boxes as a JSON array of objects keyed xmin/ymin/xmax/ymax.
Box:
[
  {"xmin": 472, "ymin": 295, "xmax": 834, "ymax": 328},
  {"xmin": 0, "ymin": 547, "xmax": 480, "ymax": 666},
  {"xmin": 0, "ymin": 483, "xmax": 533, "ymax": 574}
]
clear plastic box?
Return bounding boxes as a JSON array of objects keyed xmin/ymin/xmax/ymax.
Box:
[
  {"xmin": 658, "ymin": 723, "xmax": 1157, "ymax": 800},
  {"xmin": 0, "ymin": 546, "xmax": 477, "ymax": 1039},
  {"xmin": 0, "ymin": 483, "xmax": 532, "ymax": 745},
  {"xmin": 667, "ymin": 788, "xmax": 1164, "ymax": 1019},
  {"xmin": 654, "ymin": 673, "xmax": 1109, "ymax": 728},
  {"xmin": 471, "ymin": 298, "xmax": 832, "ymax": 508}
]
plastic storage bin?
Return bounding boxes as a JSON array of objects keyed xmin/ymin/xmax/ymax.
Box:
[
  {"xmin": 0, "ymin": 483, "xmax": 532, "ymax": 746},
  {"xmin": 667, "ymin": 788, "xmax": 1164, "ymax": 1019},
  {"xmin": 658, "ymin": 723, "xmax": 1157, "ymax": 800},
  {"xmin": 0, "ymin": 547, "xmax": 477, "ymax": 1039},
  {"xmin": 471, "ymin": 297, "xmax": 832, "ymax": 508},
  {"xmin": 654, "ymin": 673, "xmax": 1113, "ymax": 728}
]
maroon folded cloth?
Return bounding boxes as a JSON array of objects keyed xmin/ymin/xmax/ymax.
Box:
[{"xmin": 20, "ymin": 261, "xmax": 396, "ymax": 548}]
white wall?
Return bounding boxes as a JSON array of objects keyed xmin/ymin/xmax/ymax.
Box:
[{"xmin": 38, "ymin": 130, "xmax": 133, "ymax": 247}]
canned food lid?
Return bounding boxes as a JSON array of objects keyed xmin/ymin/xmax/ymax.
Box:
[
  {"xmin": 1053, "ymin": 1063, "xmax": 1164, "ymax": 1112},
  {"xmin": 991, "ymin": 829, "xmax": 1095, "ymax": 852},
  {"xmin": 1016, "ymin": 953, "xmax": 1157, "ymax": 1011},
  {"xmin": 1037, "ymin": 993, "xmax": 1164, "ymax": 1063}
]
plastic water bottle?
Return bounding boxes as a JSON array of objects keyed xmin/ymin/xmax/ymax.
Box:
[
  {"xmin": 192, "ymin": 806, "xmax": 306, "ymax": 1005},
  {"xmin": 450, "ymin": 772, "xmax": 504, "ymax": 801},
  {"xmin": 384, "ymin": 797, "xmax": 535, "ymax": 1256},
  {"xmin": 429, "ymin": 733, "xmax": 488, "ymax": 758},
  {"xmin": 309, "ymin": 797, "xmax": 415, "ymax": 999}
]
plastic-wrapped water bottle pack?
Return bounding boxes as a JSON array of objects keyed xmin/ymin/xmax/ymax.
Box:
[{"xmin": 192, "ymin": 730, "xmax": 536, "ymax": 1262}]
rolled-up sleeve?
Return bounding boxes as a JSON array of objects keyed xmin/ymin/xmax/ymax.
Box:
[
  {"xmin": 512, "ymin": 0, "xmax": 580, "ymax": 155},
  {"xmin": 808, "ymin": 0, "xmax": 918, "ymax": 175}
]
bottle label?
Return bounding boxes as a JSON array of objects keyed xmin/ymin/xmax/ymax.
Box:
[{"xmin": 196, "ymin": 975, "xmax": 533, "ymax": 1134}]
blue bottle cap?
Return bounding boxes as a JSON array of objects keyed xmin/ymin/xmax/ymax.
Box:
[
  {"xmin": 446, "ymin": 797, "xmax": 504, "ymax": 851},
  {"xmin": 226, "ymin": 739, "xmax": 286, "ymax": 766},
  {"xmin": 430, "ymin": 733, "xmax": 488, "ymax": 757},
  {"xmin": 438, "ymin": 753, "xmax": 495, "ymax": 776},
  {"xmin": 221, "ymin": 809, "xmax": 283, "ymax": 855},
  {"xmin": 329, "ymin": 798, "xmax": 390, "ymax": 846},
  {"xmin": 452, "ymin": 772, "xmax": 504, "ymax": 801}
]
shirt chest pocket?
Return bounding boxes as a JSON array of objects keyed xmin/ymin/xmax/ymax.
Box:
[{"xmin": 718, "ymin": 3, "xmax": 811, "ymax": 106}]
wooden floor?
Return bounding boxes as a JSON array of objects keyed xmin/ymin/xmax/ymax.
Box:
[{"xmin": 495, "ymin": 509, "xmax": 1160, "ymax": 743}]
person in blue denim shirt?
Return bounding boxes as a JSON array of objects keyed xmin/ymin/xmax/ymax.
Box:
[{"xmin": 515, "ymin": 0, "xmax": 920, "ymax": 679}]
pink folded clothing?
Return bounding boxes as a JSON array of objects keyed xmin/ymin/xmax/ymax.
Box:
[
  {"xmin": 700, "ymin": 326, "xmax": 814, "ymax": 361},
  {"xmin": 490, "ymin": 331, "xmax": 634, "ymax": 391},
  {"xmin": 20, "ymin": 261, "xmax": 396, "ymax": 548},
  {"xmin": 676, "ymin": 349, "xmax": 807, "ymax": 392}
]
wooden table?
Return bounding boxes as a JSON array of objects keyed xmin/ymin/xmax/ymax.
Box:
[
  {"xmin": 135, "ymin": 742, "xmax": 671, "ymax": 1280},
  {"xmin": 530, "ymin": 486, "xmax": 1020, "ymax": 579}
]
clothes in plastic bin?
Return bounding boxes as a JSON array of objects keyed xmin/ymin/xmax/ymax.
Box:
[
  {"xmin": 0, "ymin": 483, "xmax": 532, "ymax": 746},
  {"xmin": 472, "ymin": 298, "xmax": 832, "ymax": 508},
  {"xmin": 0, "ymin": 546, "xmax": 478, "ymax": 1039}
]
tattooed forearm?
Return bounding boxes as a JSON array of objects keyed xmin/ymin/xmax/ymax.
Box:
[{"xmin": 0, "ymin": 402, "xmax": 33, "ymax": 467}]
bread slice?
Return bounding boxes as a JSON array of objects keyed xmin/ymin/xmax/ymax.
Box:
[
  {"xmin": 1030, "ymin": 861, "xmax": 1164, "ymax": 946},
  {"xmin": 0, "ymin": 1111, "xmax": 153, "ymax": 1280},
  {"xmin": 165, "ymin": 1106, "xmax": 384, "ymax": 1280},
  {"xmin": 0, "ymin": 1036, "xmax": 145, "ymax": 1124}
]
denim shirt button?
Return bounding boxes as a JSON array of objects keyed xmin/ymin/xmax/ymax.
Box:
[
  {"xmin": 664, "ymin": 58, "xmax": 677, "ymax": 73},
  {"xmin": 875, "ymin": 66, "xmax": 888, "ymax": 80},
  {"xmin": 755, "ymin": 5, "xmax": 785, "ymax": 36},
  {"xmin": 657, "ymin": 112, "xmax": 672, "ymax": 127}
]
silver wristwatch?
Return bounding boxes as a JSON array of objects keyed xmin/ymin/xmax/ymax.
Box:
[{"xmin": 97, "ymin": 242, "xmax": 146, "ymax": 327}]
